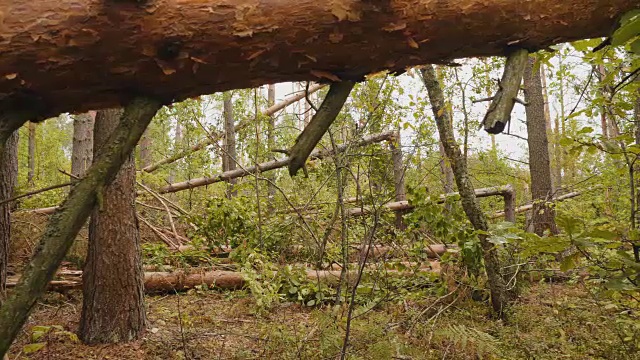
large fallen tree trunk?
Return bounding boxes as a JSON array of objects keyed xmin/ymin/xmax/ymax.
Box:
[
  {"xmin": 7, "ymin": 264, "xmax": 440, "ymax": 293},
  {"xmin": 159, "ymin": 131, "xmax": 395, "ymax": 193},
  {"xmin": 142, "ymin": 83, "xmax": 326, "ymax": 173},
  {"xmin": 0, "ymin": 1, "xmax": 633, "ymax": 120}
]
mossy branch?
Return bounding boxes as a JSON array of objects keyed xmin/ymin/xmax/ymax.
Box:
[
  {"xmin": 0, "ymin": 97, "xmax": 161, "ymax": 356},
  {"xmin": 482, "ymin": 48, "xmax": 529, "ymax": 134},
  {"xmin": 288, "ymin": 81, "xmax": 355, "ymax": 176}
]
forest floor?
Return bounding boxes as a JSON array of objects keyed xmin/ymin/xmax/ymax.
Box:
[{"xmin": 6, "ymin": 282, "xmax": 636, "ymax": 360}]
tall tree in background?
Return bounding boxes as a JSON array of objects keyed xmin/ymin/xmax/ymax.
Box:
[
  {"xmin": 223, "ymin": 92, "xmax": 237, "ymax": 198},
  {"xmin": 390, "ymin": 131, "xmax": 406, "ymax": 229},
  {"xmin": 524, "ymin": 57, "xmax": 558, "ymax": 236},
  {"xmin": 79, "ymin": 109, "xmax": 146, "ymax": 343},
  {"xmin": 0, "ymin": 132, "xmax": 18, "ymax": 298},
  {"xmin": 266, "ymin": 84, "xmax": 277, "ymax": 209},
  {"xmin": 139, "ymin": 130, "xmax": 152, "ymax": 170},
  {"xmin": 421, "ymin": 65, "xmax": 509, "ymax": 317},
  {"xmin": 27, "ymin": 122, "xmax": 36, "ymax": 187},
  {"xmin": 71, "ymin": 112, "xmax": 95, "ymax": 178}
]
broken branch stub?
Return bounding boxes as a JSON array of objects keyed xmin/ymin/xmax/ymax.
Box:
[
  {"xmin": 288, "ymin": 81, "xmax": 355, "ymax": 176},
  {"xmin": 482, "ymin": 48, "xmax": 529, "ymax": 134}
]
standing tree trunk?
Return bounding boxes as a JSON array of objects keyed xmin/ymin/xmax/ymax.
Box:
[
  {"xmin": 266, "ymin": 84, "xmax": 277, "ymax": 209},
  {"xmin": 223, "ymin": 92, "xmax": 237, "ymax": 199},
  {"xmin": 71, "ymin": 112, "xmax": 95, "ymax": 178},
  {"xmin": 523, "ymin": 57, "xmax": 558, "ymax": 236},
  {"xmin": 421, "ymin": 65, "xmax": 509, "ymax": 318},
  {"xmin": 79, "ymin": 108, "xmax": 146, "ymax": 344},
  {"xmin": 27, "ymin": 122, "xmax": 36, "ymax": 187},
  {"xmin": 139, "ymin": 131, "xmax": 152, "ymax": 170},
  {"xmin": 0, "ymin": 131, "xmax": 18, "ymax": 299},
  {"xmin": 390, "ymin": 130, "xmax": 406, "ymax": 230},
  {"xmin": 540, "ymin": 64, "xmax": 558, "ymax": 192}
]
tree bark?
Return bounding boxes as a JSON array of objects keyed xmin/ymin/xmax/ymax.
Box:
[
  {"xmin": 390, "ymin": 131, "xmax": 407, "ymax": 229},
  {"xmin": 421, "ymin": 65, "xmax": 510, "ymax": 318},
  {"xmin": 540, "ymin": 64, "xmax": 558, "ymax": 192},
  {"xmin": 71, "ymin": 112, "xmax": 95, "ymax": 178},
  {"xmin": 79, "ymin": 109, "xmax": 146, "ymax": 344},
  {"xmin": 27, "ymin": 122, "xmax": 36, "ymax": 187},
  {"xmin": 0, "ymin": 131, "xmax": 18, "ymax": 299},
  {"xmin": 139, "ymin": 130, "xmax": 152, "ymax": 170},
  {"xmin": 0, "ymin": 97, "xmax": 160, "ymax": 357},
  {"xmin": 266, "ymin": 84, "xmax": 277, "ymax": 210},
  {"xmin": 0, "ymin": 1, "xmax": 632, "ymax": 120},
  {"xmin": 222, "ymin": 92, "xmax": 237, "ymax": 198},
  {"xmin": 523, "ymin": 57, "xmax": 558, "ymax": 236}
]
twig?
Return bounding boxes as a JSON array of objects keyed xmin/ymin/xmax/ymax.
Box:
[
  {"xmin": 137, "ymin": 214, "xmax": 178, "ymax": 249},
  {"xmin": 137, "ymin": 182, "xmax": 180, "ymax": 243},
  {"xmin": 0, "ymin": 182, "xmax": 72, "ymax": 206}
]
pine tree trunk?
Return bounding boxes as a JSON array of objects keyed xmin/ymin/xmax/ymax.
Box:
[
  {"xmin": 71, "ymin": 112, "xmax": 95, "ymax": 178},
  {"xmin": 79, "ymin": 108, "xmax": 146, "ymax": 344},
  {"xmin": 390, "ymin": 131, "xmax": 406, "ymax": 230},
  {"xmin": 223, "ymin": 92, "xmax": 237, "ymax": 199},
  {"xmin": 0, "ymin": 131, "xmax": 18, "ymax": 299},
  {"xmin": 523, "ymin": 57, "xmax": 558, "ymax": 236},
  {"xmin": 139, "ymin": 131, "xmax": 152, "ymax": 170},
  {"xmin": 27, "ymin": 122, "xmax": 36, "ymax": 187},
  {"xmin": 421, "ymin": 65, "xmax": 509, "ymax": 318},
  {"xmin": 0, "ymin": 0, "xmax": 632, "ymax": 119},
  {"xmin": 266, "ymin": 84, "xmax": 277, "ymax": 209}
]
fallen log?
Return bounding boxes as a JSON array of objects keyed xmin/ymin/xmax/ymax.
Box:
[
  {"xmin": 0, "ymin": 1, "xmax": 632, "ymax": 119},
  {"xmin": 347, "ymin": 185, "xmax": 515, "ymax": 221},
  {"xmin": 6, "ymin": 265, "xmax": 440, "ymax": 293},
  {"xmin": 159, "ymin": 131, "xmax": 395, "ymax": 193},
  {"xmin": 490, "ymin": 190, "xmax": 583, "ymax": 219},
  {"xmin": 141, "ymin": 83, "xmax": 326, "ymax": 173}
]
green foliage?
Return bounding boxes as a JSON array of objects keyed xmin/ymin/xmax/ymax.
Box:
[
  {"xmin": 433, "ymin": 324, "xmax": 501, "ymax": 359},
  {"xmin": 188, "ymin": 196, "xmax": 257, "ymax": 249}
]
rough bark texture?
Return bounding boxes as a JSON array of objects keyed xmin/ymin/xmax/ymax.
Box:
[
  {"xmin": 0, "ymin": 98, "xmax": 160, "ymax": 357},
  {"xmin": 540, "ymin": 64, "xmax": 558, "ymax": 191},
  {"xmin": 222, "ymin": 92, "xmax": 237, "ymax": 198},
  {"xmin": 523, "ymin": 58, "xmax": 558, "ymax": 236},
  {"xmin": 0, "ymin": 1, "xmax": 633, "ymax": 120},
  {"xmin": 71, "ymin": 112, "xmax": 95, "ymax": 178},
  {"xmin": 421, "ymin": 65, "xmax": 509, "ymax": 317},
  {"xmin": 0, "ymin": 131, "xmax": 17, "ymax": 298},
  {"xmin": 79, "ymin": 109, "xmax": 146, "ymax": 344},
  {"xmin": 27, "ymin": 122, "xmax": 36, "ymax": 186}
]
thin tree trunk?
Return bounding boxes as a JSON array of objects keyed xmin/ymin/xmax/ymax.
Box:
[
  {"xmin": 390, "ymin": 131, "xmax": 406, "ymax": 229},
  {"xmin": 223, "ymin": 92, "xmax": 237, "ymax": 198},
  {"xmin": 266, "ymin": 84, "xmax": 277, "ymax": 210},
  {"xmin": 0, "ymin": 131, "xmax": 18, "ymax": 299},
  {"xmin": 79, "ymin": 108, "xmax": 147, "ymax": 344},
  {"xmin": 71, "ymin": 112, "xmax": 95, "ymax": 178},
  {"xmin": 0, "ymin": 97, "xmax": 160, "ymax": 356},
  {"xmin": 167, "ymin": 119, "xmax": 182, "ymax": 185},
  {"xmin": 540, "ymin": 64, "xmax": 558, "ymax": 192},
  {"xmin": 139, "ymin": 130, "xmax": 152, "ymax": 170},
  {"xmin": 421, "ymin": 65, "xmax": 509, "ymax": 318},
  {"xmin": 524, "ymin": 57, "xmax": 558, "ymax": 236},
  {"xmin": 27, "ymin": 122, "xmax": 36, "ymax": 187}
]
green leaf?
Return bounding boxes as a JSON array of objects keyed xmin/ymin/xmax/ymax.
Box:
[
  {"xmin": 306, "ymin": 299, "xmax": 316, "ymax": 306},
  {"xmin": 31, "ymin": 331, "xmax": 46, "ymax": 342},
  {"xmin": 288, "ymin": 286, "xmax": 298, "ymax": 295},
  {"xmin": 577, "ymin": 126, "xmax": 594, "ymax": 134},
  {"xmin": 560, "ymin": 253, "xmax": 579, "ymax": 272},
  {"xmin": 23, "ymin": 343, "xmax": 46, "ymax": 354}
]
